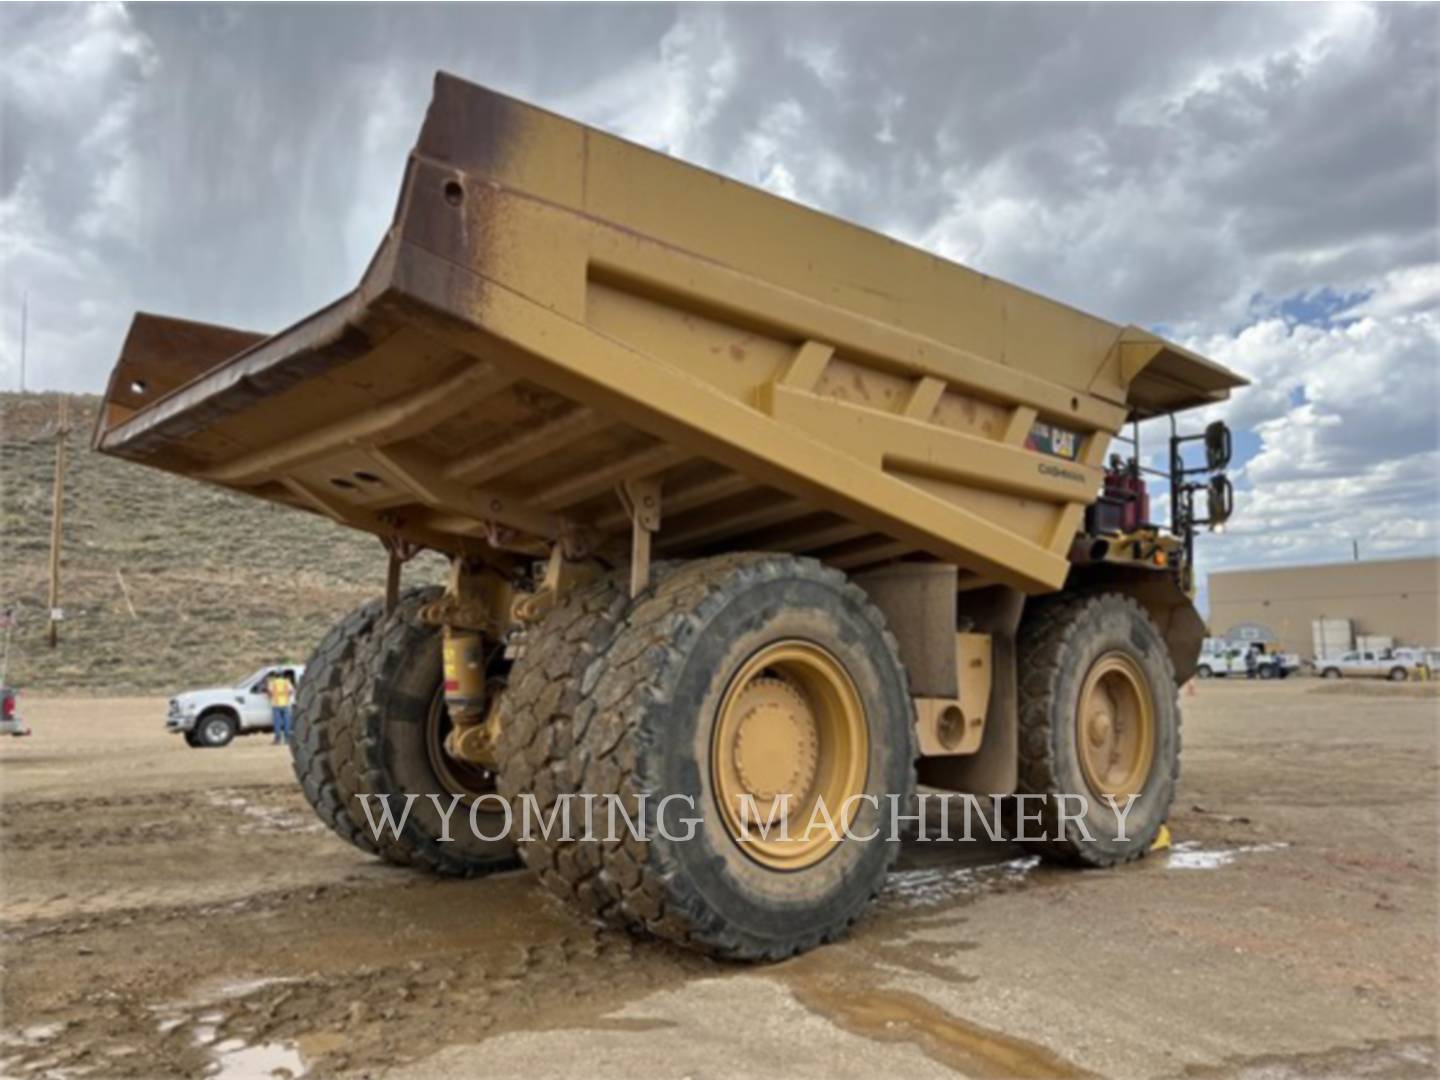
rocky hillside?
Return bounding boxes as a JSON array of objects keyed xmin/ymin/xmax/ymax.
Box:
[{"xmin": 0, "ymin": 392, "xmax": 444, "ymax": 695}]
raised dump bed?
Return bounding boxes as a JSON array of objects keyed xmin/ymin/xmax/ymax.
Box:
[{"xmin": 96, "ymin": 72, "xmax": 1247, "ymax": 960}]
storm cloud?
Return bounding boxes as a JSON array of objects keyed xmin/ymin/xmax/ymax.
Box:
[{"xmin": 1, "ymin": 2, "xmax": 1436, "ymax": 577}]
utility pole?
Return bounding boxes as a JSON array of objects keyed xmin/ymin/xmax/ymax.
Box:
[
  {"xmin": 1352, "ymin": 539, "xmax": 1360, "ymax": 563},
  {"xmin": 19, "ymin": 293, "xmax": 27, "ymax": 392},
  {"xmin": 48, "ymin": 395, "xmax": 70, "ymax": 648}
]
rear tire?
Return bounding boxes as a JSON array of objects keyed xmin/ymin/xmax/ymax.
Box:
[
  {"xmin": 1195, "ymin": 664, "xmax": 1213, "ymax": 679},
  {"xmin": 195, "ymin": 711, "xmax": 238, "ymax": 748},
  {"xmin": 1322, "ymin": 667, "xmax": 1341, "ymax": 679},
  {"xmin": 335, "ymin": 586, "xmax": 518, "ymax": 877},
  {"xmin": 1258, "ymin": 665, "xmax": 1275, "ymax": 680},
  {"xmin": 1388, "ymin": 667, "xmax": 1409, "ymax": 682},
  {"xmin": 290, "ymin": 597, "xmax": 387, "ymax": 855},
  {"xmin": 1016, "ymin": 592, "xmax": 1178, "ymax": 866},
  {"xmin": 496, "ymin": 573, "xmax": 635, "ymax": 915},
  {"xmin": 568, "ymin": 554, "xmax": 914, "ymax": 960}
]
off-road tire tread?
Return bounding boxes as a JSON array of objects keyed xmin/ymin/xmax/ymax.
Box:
[
  {"xmin": 1016, "ymin": 591, "xmax": 1179, "ymax": 867},
  {"xmin": 571, "ymin": 553, "xmax": 915, "ymax": 961},
  {"xmin": 496, "ymin": 573, "xmax": 636, "ymax": 911},
  {"xmin": 291, "ymin": 597, "xmax": 387, "ymax": 854}
]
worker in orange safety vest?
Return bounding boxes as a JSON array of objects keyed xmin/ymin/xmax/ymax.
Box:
[{"xmin": 267, "ymin": 669, "xmax": 296, "ymax": 745}]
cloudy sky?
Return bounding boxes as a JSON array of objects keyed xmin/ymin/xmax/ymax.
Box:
[{"xmin": 2, "ymin": 3, "xmax": 1436, "ymax": 588}]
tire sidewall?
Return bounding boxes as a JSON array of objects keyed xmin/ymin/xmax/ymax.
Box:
[
  {"xmin": 643, "ymin": 573, "xmax": 912, "ymax": 948},
  {"xmin": 1043, "ymin": 599, "xmax": 1177, "ymax": 859}
]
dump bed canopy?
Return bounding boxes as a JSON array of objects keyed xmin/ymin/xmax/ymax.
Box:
[{"xmin": 95, "ymin": 72, "xmax": 1246, "ymax": 594}]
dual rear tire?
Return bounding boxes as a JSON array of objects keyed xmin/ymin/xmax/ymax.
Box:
[{"xmin": 291, "ymin": 587, "xmax": 515, "ymax": 876}]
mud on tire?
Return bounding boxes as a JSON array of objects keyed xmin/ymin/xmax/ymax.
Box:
[
  {"xmin": 569, "ymin": 553, "xmax": 915, "ymax": 960},
  {"xmin": 332, "ymin": 586, "xmax": 518, "ymax": 877},
  {"xmin": 1016, "ymin": 591, "xmax": 1179, "ymax": 866}
]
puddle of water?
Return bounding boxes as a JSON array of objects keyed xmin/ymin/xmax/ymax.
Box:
[
  {"xmin": 783, "ymin": 977, "xmax": 1091, "ymax": 1079},
  {"xmin": 884, "ymin": 856, "xmax": 1042, "ymax": 909},
  {"xmin": 1167, "ymin": 841, "xmax": 1290, "ymax": 870},
  {"xmin": 183, "ymin": 1015, "xmax": 306, "ymax": 1079},
  {"xmin": 204, "ymin": 1038, "xmax": 306, "ymax": 1079}
]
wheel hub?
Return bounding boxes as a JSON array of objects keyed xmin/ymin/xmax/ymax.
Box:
[
  {"xmin": 426, "ymin": 685, "xmax": 498, "ymax": 798},
  {"xmin": 728, "ymin": 678, "xmax": 819, "ymax": 816},
  {"xmin": 1086, "ymin": 707, "xmax": 1113, "ymax": 749},
  {"xmin": 712, "ymin": 641, "xmax": 869, "ymax": 870},
  {"xmin": 1076, "ymin": 653, "xmax": 1156, "ymax": 799}
]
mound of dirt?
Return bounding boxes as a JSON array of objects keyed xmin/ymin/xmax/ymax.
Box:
[{"xmin": 1, "ymin": 392, "xmax": 443, "ymax": 695}]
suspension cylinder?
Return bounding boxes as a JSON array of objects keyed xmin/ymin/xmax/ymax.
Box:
[{"xmin": 442, "ymin": 628, "xmax": 487, "ymax": 725}]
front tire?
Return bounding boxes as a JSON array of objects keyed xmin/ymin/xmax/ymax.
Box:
[
  {"xmin": 1322, "ymin": 667, "xmax": 1342, "ymax": 679},
  {"xmin": 570, "ymin": 554, "xmax": 914, "ymax": 960},
  {"xmin": 195, "ymin": 711, "xmax": 238, "ymax": 748},
  {"xmin": 1196, "ymin": 664, "xmax": 1213, "ymax": 679},
  {"xmin": 1016, "ymin": 592, "xmax": 1178, "ymax": 866},
  {"xmin": 1388, "ymin": 667, "xmax": 1409, "ymax": 682}
]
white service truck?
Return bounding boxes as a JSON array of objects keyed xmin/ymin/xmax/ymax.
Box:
[
  {"xmin": 1196, "ymin": 640, "xmax": 1300, "ymax": 680},
  {"xmin": 166, "ymin": 665, "xmax": 304, "ymax": 747}
]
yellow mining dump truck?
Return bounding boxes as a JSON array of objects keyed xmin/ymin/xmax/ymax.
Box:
[{"xmin": 95, "ymin": 73, "xmax": 1245, "ymax": 959}]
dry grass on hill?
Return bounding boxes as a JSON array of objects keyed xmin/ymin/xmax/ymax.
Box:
[{"xmin": 1, "ymin": 392, "xmax": 443, "ymax": 695}]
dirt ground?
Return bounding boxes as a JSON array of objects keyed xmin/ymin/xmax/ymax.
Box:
[{"xmin": 1, "ymin": 679, "xmax": 1436, "ymax": 1079}]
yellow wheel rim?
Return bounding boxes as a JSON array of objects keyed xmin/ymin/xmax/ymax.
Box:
[
  {"xmin": 712, "ymin": 641, "xmax": 868, "ymax": 870},
  {"xmin": 1076, "ymin": 652, "xmax": 1156, "ymax": 799}
]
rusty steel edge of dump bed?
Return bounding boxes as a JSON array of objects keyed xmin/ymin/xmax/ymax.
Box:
[{"xmin": 94, "ymin": 71, "xmax": 1247, "ymax": 595}]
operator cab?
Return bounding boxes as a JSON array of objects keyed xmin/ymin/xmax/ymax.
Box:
[{"xmin": 1078, "ymin": 416, "xmax": 1234, "ymax": 593}]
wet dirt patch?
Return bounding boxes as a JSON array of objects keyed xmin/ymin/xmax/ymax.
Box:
[
  {"xmin": 781, "ymin": 977, "xmax": 1092, "ymax": 1079},
  {"xmin": 1165, "ymin": 841, "xmax": 1291, "ymax": 870},
  {"xmin": 1173, "ymin": 1035, "xmax": 1438, "ymax": 1078}
]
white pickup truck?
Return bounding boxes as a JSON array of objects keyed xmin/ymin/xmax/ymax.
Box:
[
  {"xmin": 166, "ymin": 665, "xmax": 305, "ymax": 747},
  {"xmin": 1195, "ymin": 642, "xmax": 1301, "ymax": 680},
  {"xmin": 1315, "ymin": 650, "xmax": 1415, "ymax": 682}
]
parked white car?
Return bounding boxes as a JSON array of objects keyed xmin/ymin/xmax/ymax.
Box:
[
  {"xmin": 166, "ymin": 665, "xmax": 305, "ymax": 747},
  {"xmin": 1195, "ymin": 642, "xmax": 1300, "ymax": 680},
  {"xmin": 1315, "ymin": 650, "xmax": 1413, "ymax": 682}
]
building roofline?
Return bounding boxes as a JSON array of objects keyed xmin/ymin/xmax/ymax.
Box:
[{"xmin": 1209, "ymin": 554, "xmax": 1440, "ymax": 579}]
